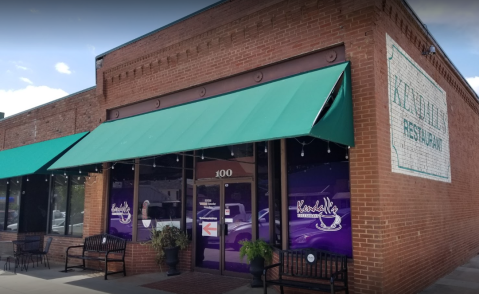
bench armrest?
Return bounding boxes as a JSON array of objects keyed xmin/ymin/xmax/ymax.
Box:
[
  {"xmin": 106, "ymin": 248, "xmax": 126, "ymax": 259},
  {"xmin": 66, "ymin": 245, "xmax": 84, "ymax": 255},
  {"xmin": 263, "ymin": 263, "xmax": 282, "ymax": 277},
  {"xmin": 330, "ymin": 268, "xmax": 348, "ymax": 283}
]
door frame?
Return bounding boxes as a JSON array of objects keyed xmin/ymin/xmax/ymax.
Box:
[{"xmin": 192, "ymin": 177, "xmax": 255, "ymax": 278}]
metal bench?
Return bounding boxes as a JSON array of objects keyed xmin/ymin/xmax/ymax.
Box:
[
  {"xmin": 263, "ymin": 249, "xmax": 349, "ymax": 294},
  {"xmin": 65, "ymin": 234, "xmax": 127, "ymax": 280}
]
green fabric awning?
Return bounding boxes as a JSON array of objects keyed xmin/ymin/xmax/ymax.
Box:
[
  {"xmin": 0, "ymin": 132, "xmax": 88, "ymax": 179},
  {"xmin": 50, "ymin": 62, "xmax": 353, "ymax": 170}
]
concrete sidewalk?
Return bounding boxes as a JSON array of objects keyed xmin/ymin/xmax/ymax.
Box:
[
  {"xmin": 419, "ymin": 254, "xmax": 479, "ymax": 294},
  {"xmin": 1, "ymin": 255, "xmax": 478, "ymax": 294},
  {"xmin": 0, "ymin": 262, "xmax": 277, "ymax": 294}
]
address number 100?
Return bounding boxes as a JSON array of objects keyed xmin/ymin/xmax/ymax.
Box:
[{"xmin": 216, "ymin": 169, "xmax": 233, "ymax": 178}]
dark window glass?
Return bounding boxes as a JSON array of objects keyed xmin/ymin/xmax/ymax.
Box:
[
  {"xmin": 109, "ymin": 161, "xmax": 135, "ymax": 241},
  {"xmin": 196, "ymin": 144, "xmax": 254, "ymax": 179},
  {"xmin": 50, "ymin": 175, "xmax": 68, "ymax": 234},
  {"xmin": 6, "ymin": 177, "xmax": 21, "ymax": 231},
  {"xmin": 186, "ymin": 169, "xmax": 194, "ymax": 240},
  {"xmin": 0, "ymin": 179, "xmax": 7, "ymax": 231},
  {"xmin": 137, "ymin": 156, "xmax": 183, "ymax": 241},
  {"xmin": 256, "ymin": 142, "xmax": 269, "ymax": 242},
  {"xmin": 287, "ymin": 137, "xmax": 352, "ymax": 257},
  {"xmin": 272, "ymin": 140, "xmax": 282, "ymax": 248},
  {"xmin": 68, "ymin": 177, "xmax": 85, "ymax": 237}
]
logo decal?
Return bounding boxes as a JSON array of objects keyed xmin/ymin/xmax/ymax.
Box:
[
  {"xmin": 111, "ymin": 201, "xmax": 132, "ymax": 224},
  {"xmin": 297, "ymin": 197, "xmax": 342, "ymax": 231}
]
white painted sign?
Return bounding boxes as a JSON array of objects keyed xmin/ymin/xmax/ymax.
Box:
[
  {"xmin": 387, "ymin": 34, "xmax": 450, "ymax": 182},
  {"xmin": 202, "ymin": 221, "xmax": 218, "ymax": 236}
]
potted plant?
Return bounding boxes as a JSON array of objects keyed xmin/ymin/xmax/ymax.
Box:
[
  {"xmin": 148, "ymin": 224, "xmax": 189, "ymax": 276},
  {"xmin": 239, "ymin": 239, "xmax": 273, "ymax": 287}
]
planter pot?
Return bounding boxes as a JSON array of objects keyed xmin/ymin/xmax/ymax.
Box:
[
  {"xmin": 249, "ymin": 256, "xmax": 265, "ymax": 287},
  {"xmin": 164, "ymin": 246, "xmax": 181, "ymax": 276}
]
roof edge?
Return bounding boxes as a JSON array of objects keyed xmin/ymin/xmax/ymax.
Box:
[
  {"xmin": 0, "ymin": 86, "xmax": 96, "ymax": 122},
  {"xmin": 403, "ymin": 0, "xmax": 479, "ymax": 102},
  {"xmin": 95, "ymin": 0, "xmax": 229, "ymax": 60}
]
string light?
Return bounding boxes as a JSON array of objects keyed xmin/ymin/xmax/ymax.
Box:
[
  {"xmin": 95, "ymin": 166, "xmax": 98, "ymax": 172},
  {"xmin": 64, "ymin": 171, "xmax": 66, "ymax": 176},
  {"xmin": 301, "ymin": 142, "xmax": 305, "ymax": 157},
  {"xmin": 132, "ymin": 165, "xmax": 135, "ymax": 171},
  {"xmin": 45, "ymin": 176, "xmax": 48, "ymax": 182},
  {"xmin": 264, "ymin": 143, "xmax": 268, "ymax": 153},
  {"xmin": 16, "ymin": 180, "xmax": 19, "ymax": 184},
  {"xmin": 327, "ymin": 141, "xmax": 331, "ymax": 153},
  {"xmin": 201, "ymin": 150, "xmax": 204, "ymax": 160},
  {"xmin": 112, "ymin": 163, "xmax": 115, "ymax": 170},
  {"xmin": 79, "ymin": 168, "xmax": 82, "ymax": 174},
  {"xmin": 153, "ymin": 159, "xmax": 156, "ymax": 168},
  {"xmin": 26, "ymin": 177, "xmax": 29, "ymax": 182},
  {"xmin": 51, "ymin": 174, "xmax": 54, "ymax": 177},
  {"xmin": 6, "ymin": 181, "xmax": 9, "ymax": 184},
  {"xmin": 231, "ymin": 147, "xmax": 234, "ymax": 157},
  {"xmin": 176, "ymin": 154, "xmax": 179, "ymax": 162}
]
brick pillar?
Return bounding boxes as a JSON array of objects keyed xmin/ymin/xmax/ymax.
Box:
[{"xmin": 83, "ymin": 173, "xmax": 106, "ymax": 237}]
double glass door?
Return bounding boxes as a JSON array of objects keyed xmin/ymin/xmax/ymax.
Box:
[{"xmin": 194, "ymin": 181, "xmax": 252, "ymax": 275}]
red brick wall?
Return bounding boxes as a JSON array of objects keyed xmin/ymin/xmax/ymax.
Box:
[
  {"xmin": 0, "ymin": 87, "xmax": 98, "ymax": 151},
  {"xmin": 372, "ymin": 0, "xmax": 479, "ymax": 293}
]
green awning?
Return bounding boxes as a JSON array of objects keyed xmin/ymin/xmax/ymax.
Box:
[
  {"xmin": 50, "ymin": 62, "xmax": 353, "ymax": 170},
  {"xmin": 0, "ymin": 132, "xmax": 88, "ymax": 179}
]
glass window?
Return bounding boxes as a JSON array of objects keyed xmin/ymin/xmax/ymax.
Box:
[
  {"xmin": 0, "ymin": 179, "xmax": 7, "ymax": 231},
  {"xmin": 50, "ymin": 175, "xmax": 68, "ymax": 234},
  {"xmin": 49, "ymin": 175, "xmax": 86, "ymax": 237},
  {"xmin": 109, "ymin": 161, "xmax": 135, "ymax": 241},
  {"xmin": 137, "ymin": 155, "xmax": 182, "ymax": 242},
  {"xmin": 287, "ymin": 137, "xmax": 352, "ymax": 257},
  {"xmin": 68, "ymin": 177, "xmax": 85, "ymax": 237},
  {"xmin": 6, "ymin": 177, "xmax": 21, "ymax": 232},
  {"xmin": 256, "ymin": 142, "xmax": 269, "ymax": 242}
]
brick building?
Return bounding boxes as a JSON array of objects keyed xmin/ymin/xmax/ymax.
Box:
[{"xmin": 0, "ymin": 0, "xmax": 478, "ymax": 293}]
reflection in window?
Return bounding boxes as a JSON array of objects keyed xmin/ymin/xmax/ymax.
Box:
[
  {"xmin": 0, "ymin": 179, "xmax": 8, "ymax": 231},
  {"xmin": 256, "ymin": 142, "xmax": 269, "ymax": 242},
  {"xmin": 287, "ymin": 137, "xmax": 352, "ymax": 257},
  {"xmin": 50, "ymin": 175, "xmax": 68, "ymax": 234},
  {"xmin": 68, "ymin": 177, "xmax": 85, "ymax": 237},
  {"xmin": 6, "ymin": 177, "xmax": 21, "ymax": 232},
  {"xmin": 137, "ymin": 156, "xmax": 182, "ymax": 242},
  {"xmin": 49, "ymin": 175, "xmax": 86, "ymax": 237},
  {"xmin": 109, "ymin": 161, "xmax": 135, "ymax": 241}
]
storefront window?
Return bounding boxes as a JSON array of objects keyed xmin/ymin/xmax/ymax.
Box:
[
  {"xmin": 109, "ymin": 161, "xmax": 135, "ymax": 241},
  {"xmin": 68, "ymin": 177, "xmax": 85, "ymax": 237},
  {"xmin": 185, "ymin": 153, "xmax": 194, "ymax": 240},
  {"xmin": 287, "ymin": 137, "xmax": 352, "ymax": 257},
  {"xmin": 256, "ymin": 142, "xmax": 269, "ymax": 241},
  {"xmin": 137, "ymin": 156, "xmax": 183, "ymax": 241},
  {"xmin": 49, "ymin": 175, "xmax": 86, "ymax": 236},
  {"xmin": 0, "ymin": 179, "xmax": 8, "ymax": 231},
  {"xmin": 6, "ymin": 177, "xmax": 21, "ymax": 232},
  {"xmin": 50, "ymin": 175, "xmax": 68, "ymax": 234}
]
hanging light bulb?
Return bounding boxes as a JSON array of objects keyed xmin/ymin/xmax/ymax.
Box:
[
  {"xmin": 201, "ymin": 150, "xmax": 204, "ymax": 160},
  {"xmin": 6, "ymin": 181, "xmax": 9, "ymax": 184},
  {"xmin": 132, "ymin": 165, "xmax": 135, "ymax": 171},
  {"xmin": 327, "ymin": 141, "xmax": 331, "ymax": 153},
  {"xmin": 51, "ymin": 174, "xmax": 54, "ymax": 177},
  {"xmin": 153, "ymin": 160, "xmax": 156, "ymax": 168},
  {"xmin": 231, "ymin": 147, "xmax": 234, "ymax": 157},
  {"xmin": 301, "ymin": 142, "xmax": 305, "ymax": 157},
  {"xmin": 16, "ymin": 180, "xmax": 19, "ymax": 184},
  {"xmin": 95, "ymin": 166, "xmax": 98, "ymax": 172},
  {"xmin": 264, "ymin": 143, "xmax": 268, "ymax": 153},
  {"xmin": 112, "ymin": 163, "xmax": 115, "ymax": 170},
  {"xmin": 79, "ymin": 168, "xmax": 82, "ymax": 174},
  {"xmin": 26, "ymin": 177, "xmax": 29, "ymax": 182},
  {"xmin": 45, "ymin": 177, "xmax": 48, "ymax": 182},
  {"xmin": 64, "ymin": 171, "xmax": 66, "ymax": 176},
  {"xmin": 176, "ymin": 154, "xmax": 179, "ymax": 162},
  {"xmin": 66, "ymin": 175, "xmax": 68, "ymax": 179},
  {"xmin": 345, "ymin": 150, "xmax": 349, "ymax": 159}
]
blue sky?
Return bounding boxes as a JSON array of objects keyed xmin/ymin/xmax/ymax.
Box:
[{"xmin": 0, "ymin": 0, "xmax": 478, "ymax": 117}]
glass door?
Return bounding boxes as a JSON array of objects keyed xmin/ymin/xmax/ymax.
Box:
[{"xmin": 194, "ymin": 181, "xmax": 253, "ymax": 276}]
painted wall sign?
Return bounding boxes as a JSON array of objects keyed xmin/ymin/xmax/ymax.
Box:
[{"xmin": 387, "ymin": 34, "xmax": 450, "ymax": 182}]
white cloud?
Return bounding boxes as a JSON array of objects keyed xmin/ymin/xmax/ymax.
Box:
[
  {"xmin": 15, "ymin": 65, "xmax": 28, "ymax": 70},
  {"xmin": 55, "ymin": 62, "xmax": 72, "ymax": 74},
  {"xmin": 19, "ymin": 77, "xmax": 33, "ymax": 84},
  {"xmin": 466, "ymin": 77, "xmax": 479, "ymax": 94},
  {"xmin": 0, "ymin": 85, "xmax": 68, "ymax": 117}
]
